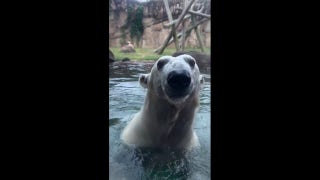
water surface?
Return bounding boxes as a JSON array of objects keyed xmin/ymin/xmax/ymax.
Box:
[{"xmin": 109, "ymin": 61, "xmax": 211, "ymax": 179}]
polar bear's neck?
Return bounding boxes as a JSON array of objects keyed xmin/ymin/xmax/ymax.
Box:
[{"xmin": 141, "ymin": 90, "xmax": 199, "ymax": 146}]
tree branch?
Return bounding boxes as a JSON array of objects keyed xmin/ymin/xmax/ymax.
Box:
[
  {"xmin": 154, "ymin": 0, "xmax": 196, "ymax": 54},
  {"xmin": 188, "ymin": 10, "xmax": 211, "ymax": 19},
  {"xmin": 175, "ymin": 7, "xmax": 211, "ymax": 19},
  {"xmin": 163, "ymin": 15, "xmax": 191, "ymax": 28},
  {"xmin": 163, "ymin": 18, "xmax": 209, "ymax": 50},
  {"xmin": 163, "ymin": 0, "xmax": 179, "ymax": 51}
]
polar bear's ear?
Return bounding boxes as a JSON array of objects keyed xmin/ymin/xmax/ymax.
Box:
[
  {"xmin": 199, "ymin": 75, "xmax": 205, "ymax": 89},
  {"xmin": 182, "ymin": 55, "xmax": 196, "ymax": 69},
  {"xmin": 157, "ymin": 57, "xmax": 170, "ymax": 70},
  {"xmin": 139, "ymin": 74, "xmax": 149, "ymax": 88}
]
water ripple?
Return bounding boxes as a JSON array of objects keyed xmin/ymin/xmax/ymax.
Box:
[{"xmin": 109, "ymin": 62, "xmax": 211, "ymax": 180}]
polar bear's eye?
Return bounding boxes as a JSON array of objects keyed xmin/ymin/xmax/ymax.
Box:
[
  {"xmin": 184, "ymin": 57, "xmax": 196, "ymax": 68},
  {"xmin": 157, "ymin": 58, "xmax": 169, "ymax": 70}
]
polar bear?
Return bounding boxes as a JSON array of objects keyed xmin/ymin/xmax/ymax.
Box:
[{"xmin": 121, "ymin": 55, "xmax": 205, "ymax": 150}]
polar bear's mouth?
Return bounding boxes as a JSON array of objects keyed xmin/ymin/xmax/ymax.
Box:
[
  {"xmin": 164, "ymin": 90, "xmax": 192, "ymax": 105},
  {"xmin": 167, "ymin": 90, "xmax": 190, "ymax": 99}
]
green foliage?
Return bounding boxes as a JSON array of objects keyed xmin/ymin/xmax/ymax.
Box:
[
  {"xmin": 126, "ymin": 5, "xmax": 134, "ymax": 27},
  {"xmin": 119, "ymin": 27, "xmax": 127, "ymax": 46},
  {"xmin": 109, "ymin": 47, "xmax": 211, "ymax": 61},
  {"xmin": 124, "ymin": 5, "xmax": 144, "ymax": 47},
  {"xmin": 134, "ymin": 6, "xmax": 144, "ymax": 45}
]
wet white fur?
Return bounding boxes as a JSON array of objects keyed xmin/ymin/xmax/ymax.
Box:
[{"xmin": 121, "ymin": 55, "xmax": 205, "ymax": 150}]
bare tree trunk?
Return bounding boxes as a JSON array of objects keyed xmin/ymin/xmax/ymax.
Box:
[
  {"xmin": 154, "ymin": 0, "xmax": 196, "ymax": 54},
  {"xmin": 181, "ymin": 20, "xmax": 186, "ymax": 51},
  {"xmin": 179, "ymin": 0, "xmax": 189, "ymax": 51},
  {"xmin": 163, "ymin": 0, "xmax": 179, "ymax": 51},
  {"xmin": 191, "ymin": 15, "xmax": 205, "ymax": 52}
]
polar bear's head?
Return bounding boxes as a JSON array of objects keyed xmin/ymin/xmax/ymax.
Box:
[{"xmin": 139, "ymin": 55, "xmax": 205, "ymax": 104}]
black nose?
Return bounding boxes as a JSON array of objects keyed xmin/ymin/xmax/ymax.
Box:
[{"xmin": 167, "ymin": 70, "xmax": 191, "ymax": 90}]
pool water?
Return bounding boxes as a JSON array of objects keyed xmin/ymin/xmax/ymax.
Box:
[{"xmin": 109, "ymin": 61, "xmax": 211, "ymax": 179}]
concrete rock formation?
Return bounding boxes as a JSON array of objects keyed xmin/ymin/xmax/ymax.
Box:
[
  {"xmin": 109, "ymin": 49, "xmax": 115, "ymax": 63},
  {"xmin": 120, "ymin": 41, "xmax": 136, "ymax": 53}
]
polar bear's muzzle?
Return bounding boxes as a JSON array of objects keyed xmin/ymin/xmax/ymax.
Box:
[
  {"xmin": 167, "ymin": 70, "xmax": 191, "ymax": 90},
  {"xmin": 166, "ymin": 69, "xmax": 192, "ymax": 99}
]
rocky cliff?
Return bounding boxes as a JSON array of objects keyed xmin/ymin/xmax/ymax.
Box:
[{"xmin": 109, "ymin": 0, "xmax": 211, "ymax": 49}]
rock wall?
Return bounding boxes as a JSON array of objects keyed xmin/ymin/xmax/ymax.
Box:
[{"xmin": 109, "ymin": 0, "xmax": 211, "ymax": 49}]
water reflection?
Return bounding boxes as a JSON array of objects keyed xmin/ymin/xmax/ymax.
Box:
[{"xmin": 109, "ymin": 61, "xmax": 211, "ymax": 180}]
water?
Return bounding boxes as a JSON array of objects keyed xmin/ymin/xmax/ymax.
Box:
[{"xmin": 109, "ymin": 61, "xmax": 211, "ymax": 180}]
